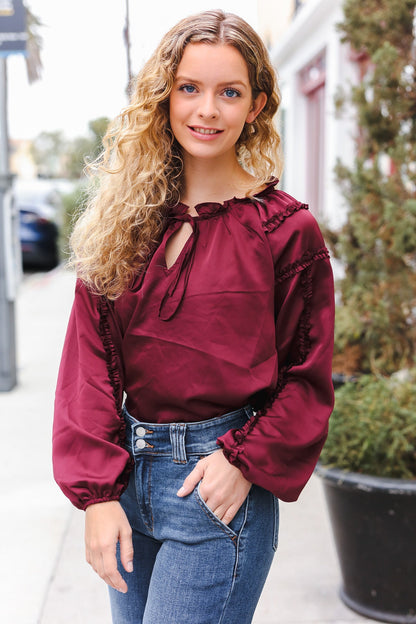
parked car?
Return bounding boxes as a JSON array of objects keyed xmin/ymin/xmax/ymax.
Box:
[{"xmin": 15, "ymin": 180, "xmax": 64, "ymax": 270}]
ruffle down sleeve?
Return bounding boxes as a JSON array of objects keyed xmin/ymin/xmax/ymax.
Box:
[
  {"xmin": 53, "ymin": 279, "xmax": 132, "ymax": 510},
  {"xmin": 217, "ymin": 204, "xmax": 335, "ymax": 502}
]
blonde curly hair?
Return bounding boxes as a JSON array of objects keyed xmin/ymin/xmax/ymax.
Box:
[{"xmin": 70, "ymin": 9, "xmax": 282, "ymax": 299}]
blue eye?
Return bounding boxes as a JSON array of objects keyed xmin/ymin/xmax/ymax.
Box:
[
  {"xmin": 224, "ymin": 88, "xmax": 240, "ymax": 98},
  {"xmin": 180, "ymin": 84, "xmax": 196, "ymax": 94}
]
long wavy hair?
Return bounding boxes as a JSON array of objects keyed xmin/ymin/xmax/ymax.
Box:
[{"xmin": 70, "ymin": 9, "xmax": 282, "ymax": 299}]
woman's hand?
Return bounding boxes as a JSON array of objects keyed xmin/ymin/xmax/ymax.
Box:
[
  {"xmin": 85, "ymin": 500, "xmax": 133, "ymax": 593},
  {"xmin": 177, "ymin": 449, "xmax": 251, "ymax": 524}
]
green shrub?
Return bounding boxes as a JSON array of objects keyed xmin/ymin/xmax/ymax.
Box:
[{"xmin": 320, "ymin": 373, "xmax": 416, "ymax": 478}]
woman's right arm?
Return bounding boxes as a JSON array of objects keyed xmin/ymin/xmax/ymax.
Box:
[
  {"xmin": 53, "ymin": 280, "xmax": 134, "ymax": 590},
  {"xmin": 53, "ymin": 279, "xmax": 131, "ymax": 510}
]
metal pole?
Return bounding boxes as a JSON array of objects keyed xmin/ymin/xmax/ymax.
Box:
[{"xmin": 0, "ymin": 56, "xmax": 17, "ymax": 391}]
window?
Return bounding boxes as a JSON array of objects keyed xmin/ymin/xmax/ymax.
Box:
[{"xmin": 298, "ymin": 50, "xmax": 326, "ymax": 217}]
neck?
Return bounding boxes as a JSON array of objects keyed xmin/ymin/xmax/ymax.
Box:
[{"xmin": 181, "ymin": 153, "xmax": 255, "ymax": 208}]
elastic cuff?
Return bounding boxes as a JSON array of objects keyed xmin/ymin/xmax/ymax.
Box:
[
  {"xmin": 217, "ymin": 439, "xmax": 243, "ymax": 467},
  {"xmin": 82, "ymin": 494, "xmax": 121, "ymax": 511}
]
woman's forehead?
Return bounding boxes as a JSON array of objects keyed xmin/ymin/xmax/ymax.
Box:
[{"xmin": 175, "ymin": 43, "xmax": 250, "ymax": 84}]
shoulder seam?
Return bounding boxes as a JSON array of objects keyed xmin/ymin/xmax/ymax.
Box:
[{"xmin": 262, "ymin": 202, "xmax": 309, "ymax": 234}]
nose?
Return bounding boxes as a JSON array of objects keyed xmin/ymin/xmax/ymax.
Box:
[{"xmin": 197, "ymin": 92, "xmax": 219, "ymax": 119}]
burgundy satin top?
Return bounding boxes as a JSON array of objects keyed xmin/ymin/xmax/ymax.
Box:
[{"xmin": 53, "ymin": 181, "xmax": 335, "ymax": 510}]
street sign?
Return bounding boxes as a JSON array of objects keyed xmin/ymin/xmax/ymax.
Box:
[{"xmin": 0, "ymin": 0, "xmax": 27, "ymax": 56}]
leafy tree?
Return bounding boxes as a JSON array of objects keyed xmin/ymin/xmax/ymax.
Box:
[
  {"xmin": 66, "ymin": 116, "xmax": 109, "ymax": 178},
  {"xmin": 59, "ymin": 117, "xmax": 110, "ymax": 254},
  {"xmin": 30, "ymin": 117, "xmax": 110, "ymax": 179},
  {"xmin": 65, "ymin": 136, "xmax": 94, "ymax": 180},
  {"xmin": 88, "ymin": 116, "xmax": 110, "ymax": 157},
  {"xmin": 330, "ymin": 0, "xmax": 416, "ymax": 375},
  {"xmin": 30, "ymin": 130, "xmax": 68, "ymax": 178}
]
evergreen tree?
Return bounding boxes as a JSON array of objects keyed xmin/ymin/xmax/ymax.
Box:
[{"xmin": 331, "ymin": 0, "xmax": 416, "ymax": 375}]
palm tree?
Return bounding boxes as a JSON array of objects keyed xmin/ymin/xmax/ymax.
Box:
[
  {"xmin": 124, "ymin": 0, "xmax": 133, "ymax": 97},
  {"xmin": 24, "ymin": 5, "xmax": 43, "ymax": 83}
]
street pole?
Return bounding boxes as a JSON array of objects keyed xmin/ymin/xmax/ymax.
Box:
[{"xmin": 0, "ymin": 56, "xmax": 17, "ymax": 391}]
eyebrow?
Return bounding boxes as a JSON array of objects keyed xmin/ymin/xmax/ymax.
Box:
[{"xmin": 174, "ymin": 76, "xmax": 248, "ymax": 88}]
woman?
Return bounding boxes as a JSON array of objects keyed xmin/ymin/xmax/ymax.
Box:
[{"xmin": 53, "ymin": 9, "xmax": 334, "ymax": 624}]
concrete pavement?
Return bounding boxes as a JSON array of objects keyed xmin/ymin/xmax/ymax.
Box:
[{"xmin": 0, "ymin": 267, "xmax": 373, "ymax": 623}]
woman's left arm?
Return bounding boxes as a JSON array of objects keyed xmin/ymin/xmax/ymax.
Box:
[{"xmin": 217, "ymin": 209, "xmax": 335, "ymax": 503}]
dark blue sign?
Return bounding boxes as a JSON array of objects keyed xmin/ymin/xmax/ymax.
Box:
[{"xmin": 0, "ymin": 0, "xmax": 27, "ymax": 56}]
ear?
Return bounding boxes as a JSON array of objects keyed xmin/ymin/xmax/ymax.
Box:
[{"xmin": 246, "ymin": 92, "xmax": 267, "ymax": 123}]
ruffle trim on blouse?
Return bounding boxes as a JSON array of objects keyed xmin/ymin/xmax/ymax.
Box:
[
  {"xmin": 98, "ymin": 296, "xmax": 123, "ymax": 418},
  {"xmin": 262, "ymin": 201, "xmax": 308, "ymax": 234},
  {"xmin": 97, "ymin": 297, "xmax": 134, "ymax": 483},
  {"xmin": 296, "ymin": 266, "xmax": 313, "ymax": 368},
  {"xmin": 218, "ymin": 366, "xmax": 292, "ymax": 460},
  {"xmin": 168, "ymin": 178, "xmax": 279, "ymax": 218},
  {"xmin": 276, "ymin": 247, "xmax": 329, "ymax": 283}
]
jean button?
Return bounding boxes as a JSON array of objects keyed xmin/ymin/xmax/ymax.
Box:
[
  {"xmin": 136, "ymin": 426, "xmax": 146, "ymax": 437},
  {"xmin": 135, "ymin": 439, "xmax": 146, "ymax": 450}
]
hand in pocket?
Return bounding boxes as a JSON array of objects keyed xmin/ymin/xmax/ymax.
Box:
[{"xmin": 177, "ymin": 449, "xmax": 251, "ymax": 524}]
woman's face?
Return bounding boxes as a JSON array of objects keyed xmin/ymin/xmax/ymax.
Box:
[{"xmin": 169, "ymin": 43, "xmax": 266, "ymax": 165}]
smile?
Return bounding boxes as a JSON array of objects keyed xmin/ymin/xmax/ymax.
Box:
[{"xmin": 189, "ymin": 127, "xmax": 222, "ymax": 135}]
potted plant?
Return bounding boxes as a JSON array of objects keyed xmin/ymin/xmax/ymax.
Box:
[
  {"xmin": 317, "ymin": 374, "xmax": 416, "ymax": 623},
  {"xmin": 317, "ymin": 1, "xmax": 416, "ymax": 622}
]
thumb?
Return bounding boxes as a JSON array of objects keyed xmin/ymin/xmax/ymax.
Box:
[
  {"xmin": 119, "ymin": 522, "xmax": 134, "ymax": 574},
  {"xmin": 177, "ymin": 461, "xmax": 204, "ymax": 497}
]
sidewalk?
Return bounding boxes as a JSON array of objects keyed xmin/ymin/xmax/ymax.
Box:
[{"xmin": 0, "ymin": 267, "xmax": 373, "ymax": 624}]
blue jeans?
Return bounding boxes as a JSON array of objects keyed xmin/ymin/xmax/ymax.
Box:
[{"xmin": 109, "ymin": 406, "xmax": 279, "ymax": 624}]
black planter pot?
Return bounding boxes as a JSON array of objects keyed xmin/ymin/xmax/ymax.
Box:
[{"xmin": 316, "ymin": 464, "xmax": 416, "ymax": 623}]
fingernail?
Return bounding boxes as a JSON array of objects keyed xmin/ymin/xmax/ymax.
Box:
[
  {"xmin": 177, "ymin": 486, "xmax": 186, "ymax": 496},
  {"xmin": 126, "ymin": 561, "xmax": 133, "ymax": 572}
]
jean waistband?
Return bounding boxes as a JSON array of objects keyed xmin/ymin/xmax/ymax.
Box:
[{"xmin": 122, "ymin": 405, "xmax": 253, "ymax": 464}]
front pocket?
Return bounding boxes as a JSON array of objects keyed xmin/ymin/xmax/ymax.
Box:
[{"xmin": 194, "ymin": 482, "xmax": 249, "ymax": 541}]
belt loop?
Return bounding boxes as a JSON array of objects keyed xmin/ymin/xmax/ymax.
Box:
[
  {"xmin": 244, "ymin": 404, "xmax": 254, "ymax": 419},
  {"xmin": 169, "ymin": 423, "xmax": 187, "ymax": 464}
]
